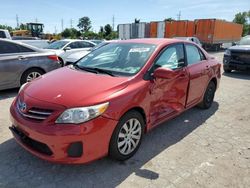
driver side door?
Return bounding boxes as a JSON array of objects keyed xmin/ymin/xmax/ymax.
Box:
[{"xmin": 149, "ymin": 43, "xmax": 189, "ymax": 127}]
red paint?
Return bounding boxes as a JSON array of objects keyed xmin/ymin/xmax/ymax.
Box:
[{"xmin": 10, "ymin": 39, "xmax": 221, "ymax": 164}]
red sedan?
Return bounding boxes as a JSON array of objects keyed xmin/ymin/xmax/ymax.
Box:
[{"xmin": 9, "ymin": 39, "xmax": 221, "ymax": 164}]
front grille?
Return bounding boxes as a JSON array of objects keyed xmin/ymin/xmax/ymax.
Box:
[
  {"xmin": 17, "ymin": 99, "xmax": 53, "ymax": 121},
  {"xmin": 231, "ymin": 51, "xmax": 250, "ymax": 64}
]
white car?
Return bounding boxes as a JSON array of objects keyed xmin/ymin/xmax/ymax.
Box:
[
  {"xmin": 0, "ymin": 29, "xmax": 12, "ymax": 40},
  {"xmin": 174, "ymin": 37, "xmax": 202, "ymax": 47},
  {"xmin": 45, "ymin": 39, "xmax": 96, "ymax": 66}
]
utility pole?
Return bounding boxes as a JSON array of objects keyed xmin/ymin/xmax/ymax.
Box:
[
  {"xmin": 61, "ymin": 19, "xmax": 64, "ymax": 32},
  {"xmin": 16, "ymin": 14, "xmax": 19, "ymax": 28},
  {"xmin": 70, "ymin": 19, "xmax": 73, "ymax": 28},
  {"xmin": 54, "ymin": 26, "xmax": 57, "ymax": 34},
  {"xmin": 112, "ymin": 15, "xmax": 115, "ymax": 31},
  {"xmin": 177, "ymin": 11, "xmax": 181, "ymax": 20}
]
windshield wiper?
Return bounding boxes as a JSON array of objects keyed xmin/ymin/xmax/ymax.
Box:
[
  {"xmin": 92, "ymin": 68, "xmax": 115, "ymax": 77},
  {"xmin": 73, "ymin": 65, "xmax": 115, "ymax": 76}
]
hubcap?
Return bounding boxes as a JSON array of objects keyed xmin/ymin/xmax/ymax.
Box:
[
  {"xmin": 117, "ymin": 118, "xmax": 142, "ymax": 155},
  {"xmin": 26, "ymin": 72, "xmax": 41, "ymax": 82}
]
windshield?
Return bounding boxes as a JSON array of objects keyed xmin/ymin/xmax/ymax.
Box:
[
  {"xmin": 46, "ymin": 40, "xmax": 69, "ymax": 49},
  {"xmin": 76, "ymin": 43, "xmax": 156, "ymax": 76},
  {"xmin": 239, "ymin": 36, "xmax": 250, "ymax": 45}
]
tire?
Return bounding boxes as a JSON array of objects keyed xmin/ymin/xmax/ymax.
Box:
[
  {"xmin": 109, "ymin": 110, "xmax": 145, "ymax": 161},
  {"xmin": 223, "ymin": 66, "xmax": 232, "ymax": 73},
  {"xmin": 58, "ymin": 57, "xmax": 64, "ymax": 67},
  {"xmin": 198, "ymin": 81, "xmax": 216, "ymax": 109},
  {"xmin": 20, "ymin": 68, "xmax": 44, "ymax": 85}
]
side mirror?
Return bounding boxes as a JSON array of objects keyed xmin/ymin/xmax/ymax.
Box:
[
  {"xmin": 153, "ymin": 67, "xmax": 176, "ymax": 79},
  {"xmin": 64, "ymin": 47, "xmax": 71, "ymax": 51},
  {"xmin": 232, "ymin": 42, "xmax": 236, "ymax": 46}
]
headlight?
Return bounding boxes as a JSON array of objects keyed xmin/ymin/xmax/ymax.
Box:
[
  {"xmin": 18, "ymin": 83, "xmax": 28, "ymax": 94},
  {"xmin": 55, "ymin": 102, "xmax": 109, "ymax": 124},
  {"xmin": 224, "ymin": 49, "xmax": 231, "ymax": 56}
]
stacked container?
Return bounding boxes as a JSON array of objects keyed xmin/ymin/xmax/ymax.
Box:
[{"xmin": 118, "ymin": 24, "xmax": 131, "ymax": 39}]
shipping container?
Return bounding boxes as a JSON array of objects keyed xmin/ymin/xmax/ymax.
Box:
[
  {"xmin": 157, "ymin": 21, "xmax": 165, "ymax": 38},
  {"xmin": 194, "ymin": 19, "xmax": 243, "ymax": 49},
  {"xmin": 165, "ymin": 20, "xmax": 190, "ymax": 38},
  {"xmin": 145, "ymin": 23, "xmax": 150, "ymax": 38},
  {"xmin": 118, "ymin": 24, "xmax": 131, "ymax": 39},
  {"xmin": 150, "ymin": 22, "xmax": 158, "ymax": 38},
  {"xmin": 186, "ymin": 21, "xmax": 195, "ymax": 37},
  {"xmin": 131, "ymin": 23, "xmax": 138, "ymax": 39},
  {"xmin": 138, "ymin": 23, "xmax": 146, "ymax": 38}
]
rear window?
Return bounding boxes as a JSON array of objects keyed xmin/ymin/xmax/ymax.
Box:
[{"xmin": 0, "ymin": 41, "xmax": 34, "ymax": 54}]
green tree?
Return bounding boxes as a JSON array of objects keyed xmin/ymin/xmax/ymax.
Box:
[
  {"xmin": 104, "ymin": 24, "xmax": 112, "ymax": 37},
  {"xmin": 61, "ymin": 28, "xmax": 81, "ymax": 39},
  {"xmin": 0, "ymin": 24, "xmax": 13, "ymax": 31},
  {"xmin": 134, "ymin": 18, "xmax": 140, "ymax": 23},
  {"xmin": 164, "ymin": 18, "xmax": 175, "ymax": 22},
  {"xmin": 77, "ymin": 17, "xmax": 91, "ymax": 32},
  {"xmin": 19, "ymin": 23, "xmax": 27, "ymax": 30},
  {"xmin": 233, "ymin": 11, "xmax": 250, "ymax": 36},
  {"xmin": 98, "ymin": 26, "xmax": 104, "ymax": 38}
]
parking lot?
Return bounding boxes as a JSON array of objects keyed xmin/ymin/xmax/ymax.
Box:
[{"xmin": 0, "ymin": 51, "xmax": 249, "ymax": 188}]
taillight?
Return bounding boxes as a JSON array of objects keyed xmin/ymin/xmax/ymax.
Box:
[{"xmin": 47, "ymin": 55, "xmax": 59, "ymax": 61}]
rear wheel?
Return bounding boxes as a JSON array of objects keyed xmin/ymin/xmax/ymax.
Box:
[
  {"xmin": 21, "ymin": 68, "xmax": 44, "ymax": 85},
  {"xmin": 109, "ymin": 111, "xmax": 145, "ymax": 161},
  {"xmin": 198, "ymin": 81, "xmax": 216, "ymax": 109}
]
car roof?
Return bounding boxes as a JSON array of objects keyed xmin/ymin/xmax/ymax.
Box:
[{"xmin": 0, "ymin": 38, "xmax": 43, "ymax": 52}]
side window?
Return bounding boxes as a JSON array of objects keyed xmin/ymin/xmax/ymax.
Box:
[
  {"xmin": 68, "ymin": 42, "xmax": 79, "ymax": 49},
  {"xmin": 78, "ymin": 41, "xmax": 95, "ymax": 48},
  {"xmin": 0, "ymin": 41, "xmax": 20, "ymax": 54},
  {"xmin": 185, "ymin": 44, "xmax": 202, "ymax": 65},
  {"xmin": 0, "ymin": 31, "xmax": 6, "ymax": 38},
  {"xmin": 154, "ymin": 44, "xmax": 185, "ymax": 70},
  {"xmin": 17, "ymin": 45, "xmax": 35, "ymax": 53}
]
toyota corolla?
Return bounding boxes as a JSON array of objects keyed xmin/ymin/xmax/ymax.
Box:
[{"xmin": 10, "ymin": 39, "xmax": 221, "ymax": 164}]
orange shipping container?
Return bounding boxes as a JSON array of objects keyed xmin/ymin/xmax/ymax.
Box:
[
  {"xmin": 165, "ymin": 20, "xmax": 192, "ymax": 38},
  {"xmin": 150, "ymin": 22, "xmax": 158, "ymax": 38},
  {"xmin": 194, "ymin": 19, "xmax": 243, "ymax": 44}
]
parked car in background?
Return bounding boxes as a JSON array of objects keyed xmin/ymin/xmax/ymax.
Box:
[
  {"xmin": 223, "ymin": 35, "xmax": 250, "ymax": 73},
  {"xmin": 44, "ymin": 39, "xmax": 96, "ymax": 66},
  {"xmin": 0, "ymin": 39, "xmax": 61, "ymax": 90},
  {"xmin": 0, "ymin": 29, "xmax": 11, "ymax": 39},
  {"xmin": 10, "ymin": 39, "xmax": 221, "ymax": 164},
  {"xmin": 65, "ymin": 41, "xmax": 112, "ymax": 65},
  {"xmin": 14, "ymin": 39, "xmax": 50, "ymax": 49},
  {"xmin": 89, "ymin": 40, "xmax": 104, "ymax": 45},
  {"xmin": 174, "ymin": 37, "xmax": 202, "ymax": 47}
]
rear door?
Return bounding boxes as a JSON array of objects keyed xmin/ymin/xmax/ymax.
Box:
[
  {"xmin": 185, "ymin": 43, "xmax": 210, "ymax": 107},
  {"xmin": 149, "ymin": 43, "xmax": 189, "ymax": 126},
  {"xmin": 0, "ymin": 41, "xmax": 35, "ymax": 88}
]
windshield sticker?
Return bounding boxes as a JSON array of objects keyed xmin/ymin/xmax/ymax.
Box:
[{"xmin": 129, "ymin": 48, "xmax": 150, "ymax": 53}]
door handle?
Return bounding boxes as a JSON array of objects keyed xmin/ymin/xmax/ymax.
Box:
[{"xmin": 18, "ymin": 56, "xmax": 26, "ymax": 60}]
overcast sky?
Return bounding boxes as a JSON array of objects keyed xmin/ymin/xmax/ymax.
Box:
[{"xmin": 0, "ymin": 0, "xmax": 249, "ymax": 33}]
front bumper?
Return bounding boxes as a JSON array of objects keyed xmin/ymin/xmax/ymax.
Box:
[{"xmin": 10, "ymin": 101, "xmax": 118, "ymax": 164}]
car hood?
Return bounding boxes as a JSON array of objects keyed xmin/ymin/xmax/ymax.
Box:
[
  {"xmin": 229, "ymin": 45, "xmax": 250, "ymax": 52},
  {"xmin": 24, "ymin": 66, "xmax": 130, "ymax": 108}
]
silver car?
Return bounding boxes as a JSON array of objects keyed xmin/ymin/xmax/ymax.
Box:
[{"xmin": 0, "ymin": 39, "xmax": 61, "ymax": 90}]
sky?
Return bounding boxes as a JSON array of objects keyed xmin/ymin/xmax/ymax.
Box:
[{"xmin": 0, "ymin": 0, "xmax": 249, "ymax": 33}]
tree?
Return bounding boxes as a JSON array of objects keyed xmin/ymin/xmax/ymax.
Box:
[
  {"xmin": 134, "ymin": 18, "xmax": 140, "ymax": 23},
  {"xmin": 98, "ymin": 26, "xmax": 104, "ymax": 38},
  {"xmin": 19, "ymin": 23, "xmax": 27, "ymax": 30},
  {"xmin": 164, "ymin": 18, "xmax": 175, "ymax": 22},
  {"xmin": 77, "ymin": 17, "xmax": 91, "ymax": 32},
  {"xmin": 233, "ymin": 10, "xmax": 250, "ymax": 36},
  {"xmin": 104, "ymin": 24, "xmax": 112, "ymax": 37},
  {"xmin": 61, "ymin": 28, "xmax": 81, "ymax": 39},
  {"xmin": 0, "ymin": 24, "xmax": 13, "ymax": 31}
]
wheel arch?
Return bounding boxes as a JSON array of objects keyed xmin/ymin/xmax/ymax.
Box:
[{"xmin": 20, "ymin": 67, "xmax": 46, "ymax": 85}]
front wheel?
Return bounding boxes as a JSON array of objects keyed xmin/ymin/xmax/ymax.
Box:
[
  {"xmin": 109, "ymin": 111, "xmax": 145, "ymax": 161},
  {"xmin": 223, "ymin": 66, "xmax": 232, "ymax": 73},
  {"xmin": 198, "ymin": 81, "xmax": 216, "ymax": 109}
]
